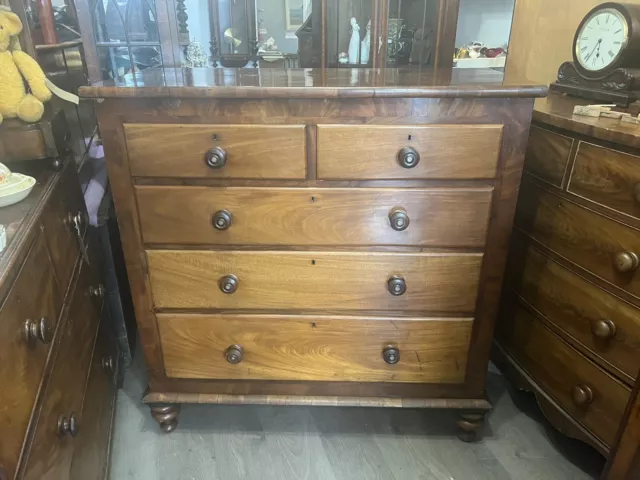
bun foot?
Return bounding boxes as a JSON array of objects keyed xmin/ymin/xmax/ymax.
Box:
[
  {"xmin": 150, "ymin": 404, "xmax": 181, "ymax": 433},
  {"xmin": 457, "ymin": 411, "xmax": 486, "ymax": 442}
]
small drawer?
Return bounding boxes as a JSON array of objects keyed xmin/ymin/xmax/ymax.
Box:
[
  {"xmin": 509, "ymin": 240, "xmax": 640, "ymax": 381},
  {"xmin": 524, "ymin": 126, "xmax": 573, "ymax": 187},
  {"xmin": 497, "ymin": 305, "xmax": 630, "ymax": 447},
  {"xmin": 23, "ymin": 263, "xmax": 101, "ymax": 480},
  {"xmin": 147, "ymin": 250, "xmax": 483, "ymax": 313},
  {"xmin": 317, "ymin": 124, "xmax": 502, "ymax": 180},
  {"xmin": 516, "ymin": 181, "xmax": 640, "ymax": 300},
  {"xmin": 41, "ymin": 161, "xmax": 87, "ymax": 292},
  {"xmin": 0, "ymin": 233, "xmax": 61, "ymax": 479},
  {"xmin": 135, "ymin": 186, "xmax": 493, "ymax": 247},
  {"xmin": 158, "ymin": 314, "xmax": 473, "ymax": 383},
  {"xmin": 568, "ymin": 141, "xmax": 640, "ymax": 221},
  {"xmin": 125, "ymin": 124, "xmax": 306, "ymax": 179}
]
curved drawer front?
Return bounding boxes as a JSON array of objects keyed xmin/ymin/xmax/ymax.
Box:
[
  {"xmin": 498, "ymin": 305, "xmax": 630, "ymax": 447},
  {"xmin": 146, "ymin": 250, "xmax": 483, "ymax": 313},
  {"xmin": 136, "ymin": 186, "xmax": 493, "ymax": 247},
  {"xmin": 317, "ymin": 124, "xmax": 502, "ymax": 180},
  {"xmin": 125, "ymin": 124, "xmax": 306, "ymax": 179},
  {"xmin": 516, "ymin": 181, "xmax": 640, "ymax": 299},
  {"xmin": 158, "ymin": 314, "xmax": 473, "ymax": 383}
]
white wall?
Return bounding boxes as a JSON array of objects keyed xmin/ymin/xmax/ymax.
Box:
[{"xmin": 455, "ymin": 0, "xmax": 515, "ymax": 48}]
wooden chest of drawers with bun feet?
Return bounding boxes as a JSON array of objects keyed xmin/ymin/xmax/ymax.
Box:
[{"xmin": 80, "ymin": 67, "xmax": 546, "ymax": 441}]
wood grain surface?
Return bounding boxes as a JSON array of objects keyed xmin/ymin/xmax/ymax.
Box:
[
  {"xmin": 158, "ymin": 314, "xmax": 472, "ymax": 383},
  {"xmin": 515, "ymin": 180, "xmax": 640, "ymax": 300},
  {"xmin": 146, "ymin": 250, "xmax": 483, "ymax": 312},
  {"xmin": 497, "ymin": 304, "xmax": 630, "ymax": 448},
  {"xmin": 317, "ymin": 124, "xmax": 502, "ymax": 180},
  {"xmin": 0, "ymin": 233, "xmax": 61, "ymax": 479},
  {"xmin": 523, "ymin": 126, "xmax": 573, "ymax": 188},
  {"xmin": 125, "ymin": 124, "xmax": 306, "ymax": 179},
  {"xmin": 507, "ymin": 239, "xmax": 640, "ymax": 383},
  {"xmin": 135, "ymin": 186, "xmax": 493, "ymax": 247},
  {"xmin": 568, "ymin": 141, "xmax": 640, "ymax": 221}
]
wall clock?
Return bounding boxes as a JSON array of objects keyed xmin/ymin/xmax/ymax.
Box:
[{"xmin": 551, "ymin": 2, "xmax": 640, "ymax": 106}]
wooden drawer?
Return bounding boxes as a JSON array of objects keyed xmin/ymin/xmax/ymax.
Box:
[
  {"xmin": 509, "ymin": 240, "xmax": 640, "ymax": 381},
  {"xmin": 0, "ymin": 233, "xmax": 61, "ymax": 479},
  {"xmin": 498, "ymin": 305, "xmax": 630, "ymax": 447},
  {"xmin": 568, "ymin": 141, "xmax": 640, "ymax": 221},
  {"xmin": 147, "ymin": 250, "xmax": 483, "ymax": 312},
  {"xmin": 125, "ymin": 124, "xmax": 306, "ymax": 179},
  {"xmin": 516, "ymin": 181, "xmax": 640, "ymax": 300},
  {"xmin": 524, "ymin": 126, "xmax": 573, "ymax": 187},
  {"xmin": 158, "ymin": 314, "xmax": 473, "ymax": 383},
  {"xmin": 317, "ymin": 124, "xmax": 502, "ymax": 180},
  {"xmin": 41, "ymin": 161, "xmax": 87, "ymax": 292},
  {"xmin": 136, "ymin": 186, "xmax": 493, "ymax": 247},
  {"xmin": 23, "ymin": 263, "xmax": 101, "ymax": 480}
]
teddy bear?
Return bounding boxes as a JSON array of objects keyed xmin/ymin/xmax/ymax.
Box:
[{"xmin": 0, "ymin": 8, "xmax": 52, "ymax": 124}]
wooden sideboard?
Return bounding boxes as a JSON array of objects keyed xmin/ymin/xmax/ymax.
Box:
[
  {"xmin": 494, "ymin": 93, "xmax": 640, "ymax": 477},
  {"xmin": 0, "ymin": 159, "xmax": 118, "ymax": 480},
  {"xmin": 80, "ymin": 67, "xmax": 546, "ymax": 440}
]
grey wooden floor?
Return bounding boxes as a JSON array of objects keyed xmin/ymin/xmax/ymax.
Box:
[{"xmin": 108, "ymin": 355, "xmax": 604, "ymax": 480}]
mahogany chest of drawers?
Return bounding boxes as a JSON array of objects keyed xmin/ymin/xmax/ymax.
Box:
[{"xmin": 81, "ymin": 67, "xmax": 546, "ymax": 440}]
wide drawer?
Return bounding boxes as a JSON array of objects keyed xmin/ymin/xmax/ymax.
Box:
[
  {"xmin": 0, "ymin": 233, "xmax": 61, "ymax": 479},
  {"xmin": 524, "ymin": 126, "xmax": 573, "ymax": 187},
  {"xmin": 125, "ymin": 124, "xmax": 306, "ymax": 179},
  {"xmin": 498, "ymin": 305, "xmax": 630, "ymax": 447},
  {"xmin": 317, "ymin": 124, "xmax": 502, "ymax": 180},
  {"xmin": 509, "ymin": 239, "xmax": 640, "ymax": 381},
  {"xmin": 159, "ymin": 314, "xmax": 473, "ymax": 383},
  {"xmin": 516, "ymin": 181, "xmax": 640, "ymax": 300},
  {"xmin": 23, "ymin": 262, "xmax": 102, "ymax": 480},
  {"xmin": 136, "ymin": 186, "xmax": 493, "ymax": 247},
  {"xmin": 147, "ymin": 250, "xmax": 483, "ymax": 312},
  {"xmin": 568, "ymin": 141, "xmax": 640, "ymax": 221}
]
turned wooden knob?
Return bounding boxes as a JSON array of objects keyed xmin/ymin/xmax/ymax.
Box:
[
  {"xmin": 24, "ymin": 318, "xmax": 51, "ymax": 348},
  {"xmin": 592, "ymin": 319, "xmax": 617, "ymax": 340},
  {"xmin": 225, "ymin": 345, "xmax": 243, "ymax": 364},
  {"xmin": 389, "ymin": 208, "xmax": 410, "ymax": 231},
  {"xmin": 387, "ymin": 275, "xmax": 406, "ymax": 296},
  {"xmin": 571, "ymin": 384, "xmax": 594, "ymax": 407},
  {"xmin": 397, "ymin": 146, "xmax": 420, "ymax": 169},
  {"xmin": 89, "ymin": 284, "xmax": 105, "ymax": 299},
  {"xmin": 382, "ymin": 345, "xmax": 400, "ymax": 364},
  {"xmin": 58, "ymin": 413, "xmax": 79, "ymax": 437},
  {"xmin": 219, "ymin": 274, "xmax": 238, "ymax": 294},
  {"xmin": 205, "ymin": 147, "xmax": 227, "ymax": 169},
  {"xmin": 212, "ymin": 209, "xmax": 232, "ymax": 230},
  {"xmin": 614, "ymin": 251, "xmax": 639, "ymax": 273},
  {"xmin": 102, "ymin": 356, "xmax": 114, "ymax": 372}
]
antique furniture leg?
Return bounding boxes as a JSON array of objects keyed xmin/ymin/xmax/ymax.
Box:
[
  {"xmin": 457, "ymin": 411, "xmax": 486, "ymax": 442},
  {"xmin": 150, "ymin": 404, "xmax": 181, "ymax": 433}
]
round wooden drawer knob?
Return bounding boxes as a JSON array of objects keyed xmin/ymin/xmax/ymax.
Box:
[
  {"xmin": 23, "ymin": 317, "xmax": 51, "ymax": 348},
  {"xmin": 397, "ymin": 146, "xmax": 420, "ymax": 169},
  {"xmin": 389, "ymin": 208, "xmax": 410, "ymax": 231},
  {"xmin": 89, "ymin": 284, "xmax": 105, "ymax": 299},
  {"xmin": 387, "ymin": 275, "xmax": 407, "ymax": 296},
  {"xmin": 382, "ymin": 345, "xmax": 400, "ymax": 364},
  {"xmin": 225, "ymin": 345, "xmax": 243, "ymax": 364},
  {"xmin": 102, "ymin": 356, "xmax": 115, "ymax": 372},
  {"xmin": 614, "ymin": 251, "xmax": 639, "ymax": 273},
  {"xmin": 204, "ymin": 146, "xmax": 227, "ymax": 169},
  {"xmin": 58, "ymin": 412, "xmax": 79, "ymax": 438},
  {"xmin": 212, "ymin": 209, "xmax": 232, "ymax": 230},
  {"xmin": 571, "ymin": 384, "xmax": 594, "ymax": 407},
  {"xmin": 592, "ymin": 319, "xmax": 617, "ymax": 340},
  {"xmin": 219, "ymin": 274, "xmax": 238, "ymax": 294}
]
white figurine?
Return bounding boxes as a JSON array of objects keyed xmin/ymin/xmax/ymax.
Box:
[
  {"xmin": 360, "ymin": 19, "xmax": 371, "ymax": 64},
  {"xmin": 348, "ymin": 17, "xmax": 360, "ymax": 64}
]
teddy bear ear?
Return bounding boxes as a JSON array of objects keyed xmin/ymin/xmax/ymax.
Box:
[{"xmin": 1, "ymin": 12, "xmax": 24, "ymax": 36}]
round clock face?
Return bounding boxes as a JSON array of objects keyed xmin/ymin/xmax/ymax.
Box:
[{"xmin": 575, "ymin": 7, "xmax": 629, "ymax": 72}]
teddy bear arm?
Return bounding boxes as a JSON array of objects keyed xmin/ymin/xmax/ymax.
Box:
[{"xmin": 12, "ymin": 51, "xmax": 52, "ymax": 103}]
